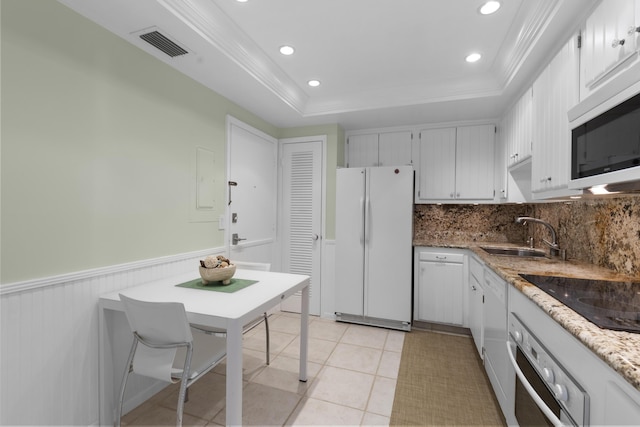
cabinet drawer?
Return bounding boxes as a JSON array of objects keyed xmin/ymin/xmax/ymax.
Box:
[
  {"xmin": 419, "ymin": 251, "xmax": 464, "ymax": 263},
  {"xmin": 469, "ymin": 255, "xmax": 484, "ymax": 282},
  {"xmin": 484, "ymin": 269, "xmax": 506, "ymax": 303}
]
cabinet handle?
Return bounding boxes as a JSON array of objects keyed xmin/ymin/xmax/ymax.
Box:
[
  {"xmin": 612, "ymin": 38, "xmax": 626, "ymax": 48},
  {"xmin": 450, "ymin": 192, "xmax": 455, "ymax": 198},
  {"xmin": 456, "ymin": 192, "xmax": 460, "ymax": 198},
  {"xmin": 628, "ymin": 26, "xmax": 640, "ymax": 35},
  {"xmin": 435, "ymin": 255, "xmax": 447, "ymax": 260},
  {"xmin": 471, "ymin": 285, "xmax": 477, "ymax": 291}
]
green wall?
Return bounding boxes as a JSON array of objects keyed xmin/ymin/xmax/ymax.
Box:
[{"xmin": 1, "ymin": 0, "xmax": 339, "ymax": 283}]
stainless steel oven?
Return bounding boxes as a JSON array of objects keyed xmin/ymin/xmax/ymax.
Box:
[{"xmin": 507, "ymin": 314, "xmax": 589, "ymax": 426}]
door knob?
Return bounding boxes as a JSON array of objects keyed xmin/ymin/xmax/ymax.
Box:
[
  {"xmin": 232, "ymin": 233, "xmax": 247, "ymax": 245},
  {"xmin": 312, "ymin": 234, "xmax": 319, "ymax": 241}
]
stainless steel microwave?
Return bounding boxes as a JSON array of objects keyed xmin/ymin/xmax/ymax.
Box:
[{"xmin": 570, "ymin": 91, "xmax": 640, "ymax": 189}]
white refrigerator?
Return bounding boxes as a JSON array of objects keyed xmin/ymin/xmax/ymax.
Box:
[{"xmin": 334, "ymin": 166, "xmax": 413, "ymax": 331}]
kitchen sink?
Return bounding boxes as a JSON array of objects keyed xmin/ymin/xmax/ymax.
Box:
[{"xmin": 480, "ymin": 246, "xmax": 547, "ymax": 258}]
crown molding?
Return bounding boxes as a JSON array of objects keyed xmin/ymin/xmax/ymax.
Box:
[
  {"xmin": 158, "ymin": 0, "xmax": 309, "ymax": 114},
  {"xmin": 496, "ymin": 0, "xmax": 560, "ymax": 89}
]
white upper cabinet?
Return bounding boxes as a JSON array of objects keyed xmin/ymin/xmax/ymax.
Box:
[
  {"xmin": 502, "ymin": 88, "xmax": 533, "ymax": 167},
  {"xmin": 346, "ymin": 133, "xmax": 379, "ymax": 167},
  {"xmin": 417, "ymin": 127, "xmax": 457, "ymax": 200},
  {"xmin": 531, "ymin": 35, "xmax": 583, "ymax": 198},
  {"xmin": 417, "ymin": 124, "xmax": 495, "ymax": 203},
  {"xmin": 346, "ymin": 131, "xmax": 412, "ymax": 167},
  {"xmin": 581, "ymin": 0, "xmax": 640, "ymax": 99}
]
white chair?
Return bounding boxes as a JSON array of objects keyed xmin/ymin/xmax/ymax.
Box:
[
  {"xmin": 116, "ymin": 294, "xmax": 226, "ymax": 427},
  {"xmin": 191, "ymin": 261, "xmax": 273, "ymax": 365}
]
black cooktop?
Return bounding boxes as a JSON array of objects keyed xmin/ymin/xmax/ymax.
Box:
[{"xmin": 519, "ymin": 274, "xmax": 640, "ymax": 334}]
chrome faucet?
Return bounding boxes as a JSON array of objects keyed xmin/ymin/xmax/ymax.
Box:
[{"xmin": 515, "ymin": 217, "xmax": 560, "ymax": 256}]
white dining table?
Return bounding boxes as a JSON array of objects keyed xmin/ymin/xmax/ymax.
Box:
[{"xmin": 98, "ymin": 268, "xmax": 310, "ymax": 426}]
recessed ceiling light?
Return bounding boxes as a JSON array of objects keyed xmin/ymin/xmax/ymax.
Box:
[
  {"xmin": 480, "ymin": 1, "xmax": 500, "ymax": 15},
  {"xmin": 466, "ymin": 53, "xmax": 482, "ymax": 63},
  {"xmin": 279, "ymin": 45, "xmax": 295, "ymax": 55},
  {"xmin": 307, "ymin": 80, "xmax": 321, "ymax": 87},
  {"xmin": 236, "ymin": 0, "xmax": 248, "ymax": 3}
]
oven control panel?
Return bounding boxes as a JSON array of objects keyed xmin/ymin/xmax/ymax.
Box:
[{"xmin": 509, "ymin": 313, "xmax": 588, "ymax": 425}]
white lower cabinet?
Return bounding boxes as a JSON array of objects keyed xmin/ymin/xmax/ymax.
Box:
[
  {"xmin": 414, "ymin": 248, "xmax": 466, "ymax": 326},
  {"xmin": 483, "ymin": 266, "xmax": 514, "ymax": 424},
  {"xmin": 468, "ymin": 255, "xmax": 484, "ymax": 357}
]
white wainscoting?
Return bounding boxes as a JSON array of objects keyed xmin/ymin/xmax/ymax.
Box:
[{"xmin": 0, "ymin": 247, "xmax": 225, "ymax": 426}]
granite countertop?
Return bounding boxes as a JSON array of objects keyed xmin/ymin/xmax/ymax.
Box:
[{"xmin": 414, "ymin": 238, "xmax": 640, "ymax": 392}]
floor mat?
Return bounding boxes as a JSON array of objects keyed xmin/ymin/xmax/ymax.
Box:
[{"xmin": 390, "ymin": 330, "xmax": 506, "ymax": 426}]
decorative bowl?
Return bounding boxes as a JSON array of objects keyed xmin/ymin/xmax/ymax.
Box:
[{"xmin": 199, "ymin": 264, "xmax": 236, "ymax": 285}]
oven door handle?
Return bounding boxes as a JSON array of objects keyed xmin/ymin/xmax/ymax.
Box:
[{"xmin": 506, "ymin": 341, "xmax": 566, "ymax": 427}]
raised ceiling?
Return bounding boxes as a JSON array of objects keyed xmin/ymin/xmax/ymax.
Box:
[{"xmin": 58, "ymin": 0, "xmax": 596, "ymax": 130}]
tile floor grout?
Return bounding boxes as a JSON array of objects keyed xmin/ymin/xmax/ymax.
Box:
[{"xmin": 122, "ymin": 311, "xmax": 405, "ymax": 426}]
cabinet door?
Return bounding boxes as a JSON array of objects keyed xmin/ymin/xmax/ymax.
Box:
[
  {"xmin": 582, "ymin": 0, "xmax": 637, "ymax": 95},
  {"xmin": 504, "ymin": 89, "xmax": 533, "ymax": 167},
  {"xmin": 469, "ymin": 272, "xmax": 484, "ymax": 357},
  {"xmin": 417, "ymin": 260, "xmax": 464, "ymax": 325},
  {"xmin": 347, "ymin": 134, "xmax": 379, "ymax": 167},
  {"xmin": 455, "ymin": 124, "xmax": 495, "ymax": 200},
  {"xmin": 417, "ymin": 128, "xmax": 456, "ymax": 200},
  {"xmin": 378, "ymin": 131, "xmax": 412, "ymax": 167},
  {"xmin": 532, "ymin": 36, "xmax": 580, "ymax": 195}
]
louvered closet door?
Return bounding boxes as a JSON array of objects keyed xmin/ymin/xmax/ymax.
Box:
[{"xmin": 279, "ymin": 140, "xmax": 322, "ymax": 315}]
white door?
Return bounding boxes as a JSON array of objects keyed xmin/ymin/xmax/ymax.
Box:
[
  {"xmin": 226, "ymin": 116, "xmax": 277, "ymax": 263},
  {"xmin": 279, "ymin": 138, "xmax": 324, "ymax": 315}
]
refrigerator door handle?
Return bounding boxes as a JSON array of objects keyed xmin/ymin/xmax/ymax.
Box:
[
  {"xmin": 359, "ymin": 197, "xmax": 365, "ymax": 244},
  {"xmin": 364, "ymin": 196, "xmax": 371, "ymax": 245}
]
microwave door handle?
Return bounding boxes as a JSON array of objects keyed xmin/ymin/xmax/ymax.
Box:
[{"xmin": 506, "ymin": 342, "xmax": 566, "ymax": 427}]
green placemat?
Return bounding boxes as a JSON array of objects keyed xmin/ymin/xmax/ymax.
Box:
[{"xmin": 176, "ymin": 278, "xmax": 258, "ymax": 293}]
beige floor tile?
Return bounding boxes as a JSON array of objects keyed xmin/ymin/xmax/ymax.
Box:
[
  {"xmin": 327, "ymin": 342, "xmax": 382, "ymax": 374},
  {"xmin": 250, "ymin": 354, "xmax": 321, "ymax": 395},
  {"xmin": 212, "ymin": 382, "xmax": 302, "ymax": 426},
  {"xmin": 213, "ymin": 348, "xmax": 267, "ymax": 382},
  {"xmin": 124, "ymin": 404, "xmax": 207, "ymax": 426},
  {"xmin": 308, "ymin": 318, "xmax": 348, "ymax": 341},
  {"xmin": 160, "ymin": 372, "xmax": 226, "ymax": 421},
  {"xmin": 269, "ymin": 314, "xmax": 306, "ymax": 335},
  {"xmin": 119, "ymin": 312, "xmax": 405, "ymax": 427},
  {"xmin": 341, "ymin": 324, "xmax": 389, "ymax": 349},
  {"xmin": 361, "ymin": 411, "xmax": 390, "ymax": 426},
  {"xmin": 120, "ymin": 382, "xmax": 179, "ymax": 425},
  {"xmin": 285, "ymin": 397, "xmax": 364, "ymax": 426},
  {"xmin": 376, "ymin": 350, "xmax": 401, "ymax": 379},
  {"xmin": 384, "ymin": 330, "xmax": 405, "ymax": 352},
  {"xmin": 280, "ymin": 335, "xmax": 338, "ymax": 364},
  {"xmin": 307, "ymin": 366, "xmax": 375, "ymax": 410},
  {"xmin": 366, "ymin": 376, "xmax": 397, "ymax": 417},
  {"xmin": 244, "ymin": 329, "xmax": 296, "ymax": 356}
]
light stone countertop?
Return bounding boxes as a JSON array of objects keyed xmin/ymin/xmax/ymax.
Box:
[{"xmin": 414, "ymin": 239, "xmax": 640, "ymax": 392}]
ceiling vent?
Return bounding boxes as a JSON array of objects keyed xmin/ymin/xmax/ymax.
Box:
[{"xmin": 139, "ymin": 30, "xmax": 188, "ymax": 58}]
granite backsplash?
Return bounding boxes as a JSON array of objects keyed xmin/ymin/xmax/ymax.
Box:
[{"xmin": 414, "ymin": 195, "xmax": 640, "ymax": 277}]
